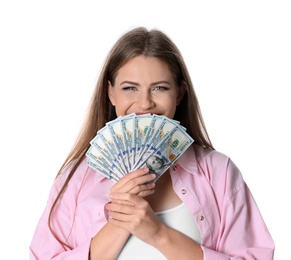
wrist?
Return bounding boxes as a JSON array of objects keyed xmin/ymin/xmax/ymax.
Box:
[{"xmin": 148, "ymin": 222, "xmax": 169, "ymax": 248}]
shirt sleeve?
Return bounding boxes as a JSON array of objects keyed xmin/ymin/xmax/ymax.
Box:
[
  {"xmin": 202, "ymin": 158, "xmax": 275, "ymax": 259},
  {"xmin": 29, "ymin": 174, "xmax": 92, "ymax": 259}
]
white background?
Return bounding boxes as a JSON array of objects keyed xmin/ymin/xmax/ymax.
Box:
[{"xmin": 0, "ymin": 1, "xmax": 290, "ymax": 259}]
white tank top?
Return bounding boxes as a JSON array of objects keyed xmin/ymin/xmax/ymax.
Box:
[{"xmin": 117, "ymin": 203, "xmax": 202, "ymax": 259}]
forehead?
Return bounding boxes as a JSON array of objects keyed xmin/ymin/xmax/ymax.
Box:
[{"xmin": 115, "ymin": 55, "xmax": 174, "ymax": 83}]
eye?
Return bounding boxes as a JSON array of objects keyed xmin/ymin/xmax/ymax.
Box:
[
  {"xmin": 122, "ymin": 86, "xmax": 137, "ymax": 91},
  {"xmin": 153, "ymin": 86, "xmax": 169, "ymax": 91}
]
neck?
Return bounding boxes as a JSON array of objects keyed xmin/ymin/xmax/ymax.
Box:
[
  {"xmin": 146, "ymin": 170, "xmax": 182, "ymax": 212},
  {"xmin": 155, "ymin": 170, "xmax": 171, "ymax": 186}
]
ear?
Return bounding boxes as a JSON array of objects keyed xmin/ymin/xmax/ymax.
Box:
[
  {"xmin": 176, "ymin": 84, "xmax": 186, "ymax": 105},
  {"xmin": 108, "ymin": 81, "xmax": 116, "ymax": 106}
]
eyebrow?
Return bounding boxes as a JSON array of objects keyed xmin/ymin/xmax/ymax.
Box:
[{"xmin": 120, "ymin": 80, "xmax": 172, "ymax": 86}]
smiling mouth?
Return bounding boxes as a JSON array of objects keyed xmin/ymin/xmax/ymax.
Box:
[{"xmin": 134, "ymin": 112, "xmax": 161, "ymax": 116}]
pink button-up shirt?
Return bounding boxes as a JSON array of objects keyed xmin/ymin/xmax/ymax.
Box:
[{"xmin": 30, "ymin": 145, "xmax": 274, "ymax": 259}]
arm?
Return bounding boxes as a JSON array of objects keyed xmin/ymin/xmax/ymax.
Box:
[
  {"xmin": 196, "ymin": 154, "xmax": 275, "ymax": 259},
  {"xmin": 202, "ymin": 183, "xmax": 275, "ymax": 260},
  {"xmin": 89, "ymin": 168, "xmax": 156, "ymax": 259},
  {"xmin": 29, "ymin": 183, "xmax": 93, "ymax": 259},
  {"xmin": 107, "ymin": 193, "xmax": 203, "ymax": 260},
  {"xmin": 30, "ymin": 167, "xmax": 156, "ymax": 260},
  {"xmin": 154, "ymin": 224, "xmax": 203, "ymax": 260},
  {"xmin": 89, "ymin": 223, "xmax": 130, "ymax": 260}
]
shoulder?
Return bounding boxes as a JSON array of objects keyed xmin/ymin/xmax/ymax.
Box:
[
  {"xmin": 194, "ymin": 145, "xmax": 235, "ymax": 172},
  {"xmin": 56, "ymin": 158, "xmax": 88, "ymax": 188},
  {"xmin": 57, "ymin": 157, "xmax": 113, "ymax": 197},
  {"xmin": 192, "ymin": 144, "xmax": 244, "ymax": 188},
  {"xmin": 194, "ymin": 144, "xmax": 229, "ymax": 164},
  {"xmin": 53, "ymin": 157, "xmax": 103, "ymax": 196}
]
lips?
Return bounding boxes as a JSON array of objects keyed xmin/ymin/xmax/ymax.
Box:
[{"xmin": 134, "ymin": 112, "xmax": 160, "ymax": 115}]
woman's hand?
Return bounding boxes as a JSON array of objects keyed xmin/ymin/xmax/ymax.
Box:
[
  {"xmin": 106, "ymin": 192, "xmax": 164, "ymax": 246},
  {"xmin": 110, "ymin": 168, "xmax": 156, "ymax": 197},
  {"xmin": 104, "ymin": 170, "xmax": 204, "ymax": 259},
  {"xmin": 106, "ymin": 193, "xmax": 204, "ymax": 260},
  {"xmin": 89, "ymin": 168, "xmax": 156, "ymax": 259},
  {"xmin": 107, "ymin": 168, "xmax": 162, "ymax": 245}
]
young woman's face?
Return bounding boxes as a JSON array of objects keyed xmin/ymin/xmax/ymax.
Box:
[{"xmin": 108, "ymin": 55, "xmax": 185, "ymax": 119}]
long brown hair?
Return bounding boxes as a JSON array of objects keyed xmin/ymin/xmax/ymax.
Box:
[{"xmin": 48, "ymin": 26, "xmax": 214, "ymax": 249}]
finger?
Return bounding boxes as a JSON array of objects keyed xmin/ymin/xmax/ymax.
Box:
[
  {"xmin": 109, "ymin": 192, "xmax": 145, "ymax": 205},
  {"xmin": 127, "ymin": 181, "xmax": 155, "ymax": 195},
  {"xmin": 114, "ymin": 168, "xmax": 149, "ymax": 189},
  {"xmin": 107, "ymin": 199, "xmax": 135, "ymax": 207},
  {"xmin": 104, "ymin": 200, "xmax": 134, "ymax": 221},
  {"xmin": 111, "ymin": 170, "xmax": 156, "ymax": 194},
  {"xmin": 107, "ymin": 203, "xmax": 136, "ymax": 217},
  {"xmin": 124, "ymin": 173, "xmax": 156, "ymax": 194},
  {"xmin": 107, "ymin": 216, "xmax": 132, "ymax": 230},
  {"xmin": 137, "ymin": 188, "xmax": 155, "ymax": 197}
]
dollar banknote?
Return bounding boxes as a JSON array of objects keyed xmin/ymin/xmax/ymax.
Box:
[{"xmin": 86, "ymin": 114, "xmax": 194, "ymax": 182}]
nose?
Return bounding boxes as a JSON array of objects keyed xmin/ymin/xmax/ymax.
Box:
[{"xmin": 137, "ymin": 90, "xmax": 155, "ymax": 110}]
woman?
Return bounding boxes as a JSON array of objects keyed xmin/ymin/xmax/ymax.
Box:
[{"xmin": 30, "ymin": 27, "xmax": 274, "ymax": 259}]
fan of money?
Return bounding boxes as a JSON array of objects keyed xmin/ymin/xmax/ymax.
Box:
[{"xmin": 86, "ymin": 113, "xmax": 194, "ymax": 182}]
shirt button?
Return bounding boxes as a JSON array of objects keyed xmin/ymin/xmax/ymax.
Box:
[
  {"xmin": 181, "ymin": 189, "xmax": 187, "ymax": 194},
  {"xmin": 199, "ymin": 215, "xmax": 204, "ymax": 221},
  {"xmin": 172, "ymin": 165, "xmax": 177, "ymax": 171}
]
